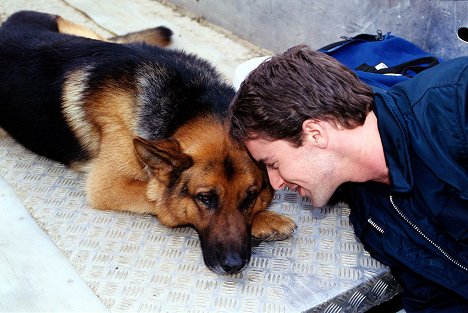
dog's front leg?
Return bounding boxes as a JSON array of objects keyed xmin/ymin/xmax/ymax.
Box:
[{"xmin": 251, "ymin": 210, "xmax": 297, "ymax": 241}]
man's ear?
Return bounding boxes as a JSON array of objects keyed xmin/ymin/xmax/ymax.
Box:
[
  {"xmin": 133, "ymin": 137, "xmax": 193, "ymax": 176},
  {"xmin": 301, "ymin": 119, "xmax": 328, "ymax": 149}
]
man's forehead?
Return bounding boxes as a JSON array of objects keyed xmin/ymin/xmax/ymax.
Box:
[{"xmin": 244, "ymin": 139, "xmax": 275, "ymax": 163}]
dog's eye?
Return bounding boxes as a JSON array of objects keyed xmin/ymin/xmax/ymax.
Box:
[
  {"xmin": 196, "ymin": 192, "xmax": 218, "ymax": 209},
  {"xmin": 240, "ymin": 190, "xmax": 258, "ymax": 212}
]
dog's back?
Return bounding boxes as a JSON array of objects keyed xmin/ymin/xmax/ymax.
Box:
[{"xmin": 0, "ymin": 11, "xmax": 235, "ymax": 166}]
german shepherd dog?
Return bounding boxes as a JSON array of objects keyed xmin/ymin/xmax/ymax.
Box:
[{"xmin": 0, "ymin": 11, "xmax": 296, "ymax": 274}]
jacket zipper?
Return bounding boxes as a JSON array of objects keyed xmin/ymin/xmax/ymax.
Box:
[
  {"xmin": 368, "ymin": 217, "xmax": 385, "ymax": 234},
  {"xmin": 389, "ymin": 195, "xmax": 468, "ymax": 272}
]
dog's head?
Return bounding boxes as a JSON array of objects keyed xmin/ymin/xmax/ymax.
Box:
[{"xmin": 133, "ymin": 115, "xmax": 273, "ymax": 274}]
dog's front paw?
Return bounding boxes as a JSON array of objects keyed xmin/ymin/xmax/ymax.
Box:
[{"xmin": 251, "ymin": 210, "xmax": 297, "ymax": 241}]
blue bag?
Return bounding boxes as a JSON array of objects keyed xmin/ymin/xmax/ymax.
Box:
[{"xmin": 319, "ymin": 31, "xmax": 442, "ymax": 92}]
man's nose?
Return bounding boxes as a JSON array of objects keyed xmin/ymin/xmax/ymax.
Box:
[{"xmin": 267, "ymin": 168, "xmax": 286, "ymax": 190}]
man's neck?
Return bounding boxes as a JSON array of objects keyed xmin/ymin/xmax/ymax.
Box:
[
  {"xmin": 332, "ymin": 112, "xmax": 390, "ymax": 185},
  {"xmin": 359, "ymin": 111, "xmax": 390, "ymax": 184}
]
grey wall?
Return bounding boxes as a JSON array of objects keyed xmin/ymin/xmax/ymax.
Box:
[{"xmin": 165, "ymin": 0, "xmax": 467, "ymax": 60}]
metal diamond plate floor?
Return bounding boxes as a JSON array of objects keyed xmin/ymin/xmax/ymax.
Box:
[{"xmin": 0, "ymin": 129, "xmax": 399, "ymax": 312}]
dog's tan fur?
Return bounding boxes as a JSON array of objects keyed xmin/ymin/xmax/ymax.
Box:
[
  {"xmin": 56, "ymin": 16, "xmax": 106, "ymax": 41},
  {"xmin": 57, "ymin": 16, "xmax": 172, "ymax": 47}
]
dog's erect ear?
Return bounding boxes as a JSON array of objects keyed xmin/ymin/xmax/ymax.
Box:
[{"xmin": 133, "ymin": 137, "xmax": 193, "ymax": 175}]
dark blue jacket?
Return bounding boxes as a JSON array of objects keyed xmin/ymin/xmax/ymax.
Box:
[{"xmin": 344, "ymin": 57, "xmax": 468, "ymax": 311}]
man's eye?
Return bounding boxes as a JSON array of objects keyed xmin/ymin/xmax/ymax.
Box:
[
  {"xmin": 196, "ymin": 193, "xmax": 218, "ymax": 208},
  {"xmin": 265, "ymin": 162, "xmax": 278, "ymax": 170}
]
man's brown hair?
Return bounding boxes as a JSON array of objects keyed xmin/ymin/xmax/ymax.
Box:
[{"xmin": 228, "ymin": 44, "xmax": 374, "ymax": 146}]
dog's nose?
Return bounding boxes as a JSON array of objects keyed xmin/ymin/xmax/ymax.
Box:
[{"xmin": 220, "ymin": 253, "xmax": 246, "ymax": 274}]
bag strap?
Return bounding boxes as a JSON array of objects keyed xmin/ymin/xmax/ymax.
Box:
[
  {"xmin": 318, "ymin": 31, "xmax": 386, "ymax": 53},
  {"xmin": 355, "ymin": 56, "xmax": 440, "ymax": 76}
]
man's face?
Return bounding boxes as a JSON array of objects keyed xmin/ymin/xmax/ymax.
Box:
[{"xmin": 245, "ymin": 137, "xmax": 338, "ymax": 207}]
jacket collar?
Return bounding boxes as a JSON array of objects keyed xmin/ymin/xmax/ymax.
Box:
[{"xmin": 373, "ymin": 93, "xmax": 413, "ymax": 193}]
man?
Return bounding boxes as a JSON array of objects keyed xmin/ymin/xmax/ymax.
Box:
[{"xmin": 228, "ymin": 44, "xmax": 468, "ymax": 312}]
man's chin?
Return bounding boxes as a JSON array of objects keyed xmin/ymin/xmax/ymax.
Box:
[
  {"xmin": 307, "ymin": 192, "xmax": 336, "ymax": 208},
  {"xmin": 294, "ymin": 187, "xmax": 334, "ymax": 207},
  {"xmin": 311, "ymin": 199, "xmax": 330, "ymax": 208}
]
